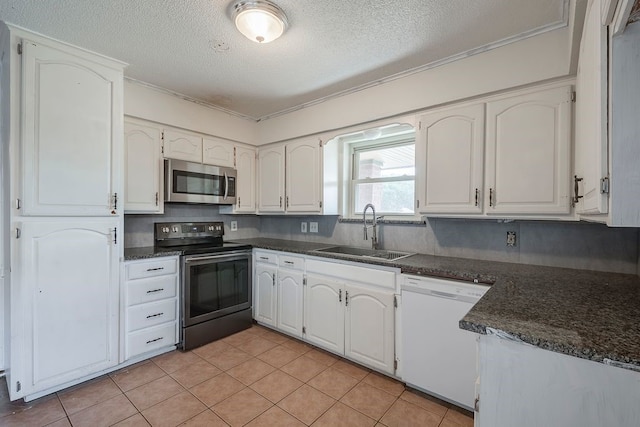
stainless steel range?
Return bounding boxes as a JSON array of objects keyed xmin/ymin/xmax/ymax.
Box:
[{"xmin": 154, "ymin": 222, "xmax": 252, "ymax": 350}]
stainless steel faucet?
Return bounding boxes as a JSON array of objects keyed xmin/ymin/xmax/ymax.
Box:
[{"xmin": 363, "ymin": 203, "xmax": 379, "ymax": 250}]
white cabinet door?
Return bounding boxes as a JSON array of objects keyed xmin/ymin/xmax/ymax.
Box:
[
  {"xmin": 163, "ymin": 129, "xmax": 202, "ymax": 163},
  {"xmin": 418, "ymin": 103, "xmax": 485, "ymax": 214},
  {"xmin": 21, "ymin": 41, "xmax": 122, "ymax": 216},
  {"xmin": 203, "ymin": 137, "xmax": 235, "ymax": 167},
  {"xmin": 18, "ymin": 220, "xmax": 119, "ymax": 396},
  {"xmin": 257, "ymin": 145, "xmax": 285, "ymax": 213},
  {"xmin": 286, "ymin": 138, "xmax": 322, "ymax": 213},
  {"xmin": 575, "ymin": 0, "xmax": 609, "ymax": 215},
  {"xmin": 254, "ymin": 264, "xmax": 277, "ymax": 327},
  {"xmin": 235, "ymin": 146, "xmax": 256, "ymax": 213},
  {"xmin": 304, "ymin": 274, "xmax": 344, "ymax": 354},
  {"xmin": 485, "ymin": 86, "xmax": 572, "ymax": 215},
  {"xmin": 344, "ymin": 284, "xmax": 395, "ymax": 374},
  {"xmin": 277, "ymin": 268, "xmax": 304, "ymax": 338},
  {"xmin": 124, "ymin": 120, "xmax": 163, "ymax": 214}
]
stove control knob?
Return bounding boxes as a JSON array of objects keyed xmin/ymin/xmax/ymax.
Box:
[
  {"xmin": 208, "ymin": 225, "xmax": 214, "ymax": 231},
  {"xmin": 172, "ymin": 226, "xmax": 179, "ymax": 233}
]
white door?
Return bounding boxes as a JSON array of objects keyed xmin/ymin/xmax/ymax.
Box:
[
  {"xmin": 254, "ymin": 264, "xmax": 277, "ymax": 327},
  {"xmin": 163, "ymin": 129, "xmax": 202, "ymax": 163},
  {"xmin": 418, "ymin": 103, "xmax": 485, "ymax": 214},
  {"xmin": 344, "ymin": 284, "xmax": 395, "ymax": 374},
  {"xmin": 235, "ymin": 146, "xmax": 256, "ymax": 213},
  {"xmin": 286, "ymin": 138, "xmax": 322, "ymax": 213},
  {"xmin": 485, "ymin": 86, "xmax": 572, "ymax": 215},
  {"xmin": 257, "ymin": 145, "xmax": 285, "ymax": 213},
  {"xmin": 304, "ymin": 274, "xmax": 344, "ymax": 354},
  {"xmin": 277, "ymin": 268, "xmax": 304, "ymax": 338},
  {"xmin": 21, "ymin": 41, "xmax": 122, "ymax": 216},
  {"xmin": 203, "ymin": 137, "xmax": 235, "ymax": 167},
  {"xmin": 575, "ymin": 0, "xmax": 609, "ymax": 215},
  {"xmin": 18, "ymin": 220, "xmax": 119, "ymax": 396},
  {"xmin": 124, "ymin": 120, "xmax": 163, "ymax": 213}
]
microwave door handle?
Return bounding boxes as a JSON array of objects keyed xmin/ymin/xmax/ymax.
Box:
[{"xmin": 224, "ymin": 172, "xmax": 228, "ymax": 200}]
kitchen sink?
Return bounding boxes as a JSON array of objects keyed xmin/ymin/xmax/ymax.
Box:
[{"xmin": 312, "ymin": 245, "xmax": 415, "ymax": 261}]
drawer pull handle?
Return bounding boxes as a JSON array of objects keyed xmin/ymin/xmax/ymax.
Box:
[
  {"xmin": 147, "ymin": 267, "xmax": 165, "ymax": 272},
  {"xmin": 146, "ymin": 288, "xmax": 164, "ymax": 294},
  {"xmin": 284, "ymin": 261, "xmax": 294, "ymax": 264},
  {"xmin": 146, "ymin": 337, "xmax": 164, "ymax": 344},
  {"xmin": 259, "ymin": 257, "xmax": 269, "ymax": 260},
  {"xmin": 146, "ymin": 312, "xmax": 164, "ymax": 319}
]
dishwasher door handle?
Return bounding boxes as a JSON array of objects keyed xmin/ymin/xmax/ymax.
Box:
[{"xmin": 429, "ymin": 290, "xmax": 460, "ymax": 299}]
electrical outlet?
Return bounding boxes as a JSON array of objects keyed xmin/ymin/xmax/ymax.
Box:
[
  {"xmin": 230, "ymin": 221, "xmax": 238, "ymax": 232},
  {"xmin": 506, "ymin": 231, "xmax": 516, "ymax": 247},
  {"xmin": 301, "ymin": 222, "xmax": 307, "ymax": 233},
  {"xmin": 309, "ymin": 222, "xmax": 318, "ymax": 233}
]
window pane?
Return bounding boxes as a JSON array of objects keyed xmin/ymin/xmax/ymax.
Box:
[
  {"xmin": 356, "ymin": 144, "xmax": 415, "ymax": 179},
  {"xmin": 355, "ymin": 180, "xmax": 415, "ymax": 214}
]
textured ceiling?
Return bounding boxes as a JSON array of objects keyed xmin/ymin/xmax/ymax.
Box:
[{"xmin": 0, "ymin": 0, "xmax": 568, "ymax": 120}]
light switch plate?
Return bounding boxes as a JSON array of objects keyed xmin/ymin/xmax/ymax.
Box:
[
  {"xmin": 310, "ymin": 222, "xmax": 318, "ymax": 233},
  {"xmin": 301, "ymin": 222, "xmax": 307, "ymax": 233},
  {"xmin": 230, "ymin": 221, "xmax": 238, "ymax": 232},
  {"xmin": 506, "ymin": 231, "xmax": 516, "ymax": 246}
]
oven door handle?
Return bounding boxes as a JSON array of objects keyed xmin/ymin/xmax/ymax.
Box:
[
  {"xmin": 223, "ymin": 172, "xmax": 229, "ymax": 201},
  {"xmin": 184, "ymin": 252, "xmax": 249, "ymax": 263}
]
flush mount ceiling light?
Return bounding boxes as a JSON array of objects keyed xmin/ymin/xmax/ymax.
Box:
[{"xmin": 231, "ymin": 0, "xmax": 288, "ymax": 43}]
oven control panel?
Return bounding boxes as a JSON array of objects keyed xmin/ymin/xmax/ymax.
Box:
[{"xmin": 155, "ymin": 222, "xmax": 224, "ymax": 239}]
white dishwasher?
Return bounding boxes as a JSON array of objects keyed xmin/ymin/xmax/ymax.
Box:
[{"xmin": 401, "ymin": 274, "xmax": 488, "ymax": 410}]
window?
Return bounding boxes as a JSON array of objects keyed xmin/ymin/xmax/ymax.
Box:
[{"xmin": 349, "ymin": 129, "xmax": 415, "ymax": 216}]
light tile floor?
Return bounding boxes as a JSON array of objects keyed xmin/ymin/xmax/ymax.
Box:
[{"xmin": 0, "ymin": 325, "xmax": 474, "ymax": 426}]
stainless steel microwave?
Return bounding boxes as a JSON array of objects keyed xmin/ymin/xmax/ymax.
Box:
[{"xmin": 165, "ymin": 159, "xmax": 236, "ymax": 205}]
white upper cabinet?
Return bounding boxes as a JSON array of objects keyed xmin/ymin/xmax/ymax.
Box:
[
  {"xmin": 257, "ymin": 137, "xmax": 324, "ymax": 214},
  {"xmin": 575, "ymin": 0, "xmax": 609, "ymax": 216},
  {"xmin": 285, "ymin": 137, "xmax": 322, "ymax": 213},
  {"xmin": 20, "ymin": 40, "xmax": 123, "ymax": 216},
  {"xmin": 257, "ymin": 145, "xmax": 285, "ymax": 212},
  {"xmin": 202, "ymin": 136, "xmax": 235, "ymax": 167},
  {"xmin": 124, "ymin": 119, "xmax": 163, "ymax": 214},
  {"xmin": 163, "ymin": 129, "xmax": 202, "ymax": 163},
  {"xmin": 485, "ymin": 85, "xmax": 572, "ymax": 215},
  {"xmin": 235, "ymin": 146, "xmax": 256, "ymax": 213},
  {"xmin": 417, "ymin": 103, "xmax": 485, "ymax": 214}
]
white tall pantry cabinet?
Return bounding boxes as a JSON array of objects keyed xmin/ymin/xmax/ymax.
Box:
[{"xmin": 0, "ymin": 24, "xmax": 126, "ymax": 401}]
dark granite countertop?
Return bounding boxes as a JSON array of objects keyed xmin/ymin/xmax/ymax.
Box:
[
  {"xmin": 124, "ymin": 246, "xmax": 182, "ymax": 260},
  {"xmin": 229, "ymin": 237, "xmax": 640, "ymax": 371}
]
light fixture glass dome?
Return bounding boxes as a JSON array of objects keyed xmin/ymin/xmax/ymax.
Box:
[{"xmin": 232, "ymin": 0, "xmax": 288, "ymax": 43}]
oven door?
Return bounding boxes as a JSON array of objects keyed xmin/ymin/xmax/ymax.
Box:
[{"xmin": 182, "ymin": 251, "xmax": 252, "ymax": 327}]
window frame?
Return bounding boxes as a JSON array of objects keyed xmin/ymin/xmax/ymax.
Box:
[{"xmin": 348, "ymin": 136, "xmax": 416, "ymax": 218}]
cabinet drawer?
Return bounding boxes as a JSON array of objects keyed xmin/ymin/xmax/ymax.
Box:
[
  {"xmin": 128, "ymin": 299, "xmax": 177, "ymax": 332},
  {"xmin": 126, "ymin": 258, "xmax": 177, "ymax": 280},
  {"xmin": 126, "ymin": 322, "xmax": 177, "ymax": 359},
  {"xmin": 279, "ymin": 254, "xmax": 304, "ymax": 270},
  {"xmin": 127, "ymin": 275, "xmax": 178, "ymax": 306},
  {"xmin": 255, "ymin": 251, "xmax": 277, "ymax": 264}
]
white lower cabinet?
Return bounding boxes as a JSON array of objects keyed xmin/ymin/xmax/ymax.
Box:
[
  {"xmin": 16, "ymin": 220, "xmax": 120, "ymax": 398},
  {"xmin": 123, "ymin": 256, "xmax": 179, "ymax": 361},
  {"xmin": 253, "ymin": 251, "xmax": 398, "ymax": 375}
]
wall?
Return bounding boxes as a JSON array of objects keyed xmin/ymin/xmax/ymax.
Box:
[
  {"xmin": 258, "ymin": 216, "xmax": 639, "ymax": 274},
  {"xmin": 123, "ymin": 81, "xmax": 259, "ymax": 145},
  {"xmin": 255, "ymin": 1, "xmax": 584, "ymax": 145},
  {"xmin": 124, "ymin": 204, "xmax": 261, "ymax": 248}
]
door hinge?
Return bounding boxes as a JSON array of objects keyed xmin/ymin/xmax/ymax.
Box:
[
  {"xmin": 272, "ymin": 275, "xmax": 275, "ymax": 286},
  {"xmin": 303, "ymin": 277, "xmax": 307, "ymax": 286},
  {"xmin": 319, "ymin": 201, "xmax": 322, "ymax": 208},
  {"xmin": 393, "ymin": 359, "xmax": 398, "ymax": 371},
  {"xmin": 393, "ymin": 295, "xmax": 398, "ymax": 308},
  {"xmin": 16, "ymin": 381, "xmax": 21, "ymax": 392},
  {"xmin": 302, "ymin": 326, "xmax": 306, "ymax": 334},
  {"xmin": 416, "ymin": 199, "xmax": 420, "ymax": 209},
  {"xmin": 418, "ymin": 121, "xmax": 422, "ymax": 130},
  {"xmin": 319, "ymin": 139, "xmax": 322, "ymax": 147},
  {"xmin": 601, "ymin": 176, "xmax": 610, "ymax": 194},
  {"xmin": 233, "ymin": 147, "xmax": 237, "ymax": 167},
  {"xmin": 474, "ymin": 396, "xmax": 480, "ymax": 412},
  {"xmin": 15, "ymin": 228, "xmax": 20, "ymax": 239},
  {"xmin": 15, "ymin": 198, "xmax": 21, "ymax": 210},
  {"xmin": 17, "ymin": 43, "xmax": 22, "ymax": 55},
  {"xmin": 112, "ymin": 227, "xmax": 117, "ymax": 244},
  {"xmin": 571, "ymin": 91, "xmax": 576, "ymax": 102}
]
